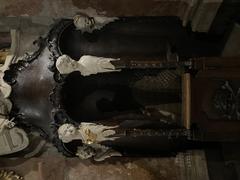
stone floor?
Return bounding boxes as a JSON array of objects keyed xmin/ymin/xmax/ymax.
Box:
[
  {"xmin": 0, "ymin": 156, "xmax": 176, "ymax": 180},
  {"xmin": 0, "ymin": 143, "xmax": 209, "ymax": 180},
  {"xmin": 0, "ymin": 153, "xmax": 203, "ymax": 180}
]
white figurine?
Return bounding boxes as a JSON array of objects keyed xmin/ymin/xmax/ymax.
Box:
[
  {"xmin": 58, "ymin": 123, "xmax": 121, "ymax": 161},
  {"xmin": 56, "ymin": 54, "xmax": 120, "ymax": 76},
  {"xmin": 58, "ymin": 122, "xmax": 119, "ymax": 144},
  {"xmin": 73, "ymin": 15, "xmax": 118, "ymax": 33}
]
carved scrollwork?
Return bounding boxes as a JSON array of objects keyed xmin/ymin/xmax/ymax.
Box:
[
  {"xmin": 47, "ymin": 19, "xmax": 72, "ymax": 83},
  {"xmin": 3, "ymin": 37, "xmax": 46, "ymax": 85},
  {"xmin": 213, "ymin": 81, "xmax": 240, "ymax": 120}
]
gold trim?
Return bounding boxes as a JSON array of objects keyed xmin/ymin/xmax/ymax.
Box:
[{"xmin": 0, "ymin": 170, "xmax": 23, "ymax": 180}]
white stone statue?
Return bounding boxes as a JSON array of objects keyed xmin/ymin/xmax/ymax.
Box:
[
  {"xmin": 58, "ymin": 122, "xmax": 121, "ymax": 161},
  {"xmin": 56, "ymin": 54, "xmax": 120, "ymax": 76},
  {"xmin": 0, "ymin": 54, "xmax": 14, "ymax": 134},
  {"xmin": 0, "ymin": 73, "xmax": 11, "ymax": 98},
  {"xmin": 58, "ymin": 122, "xmax": 119, "ymax": 144},
  {"xmin": 73, "ymin": 15, "xmax": 118, "ymax": 33},
  {"xmin": 0, "ymin": 116, "xmax": 29, "ymax": 156},
  {"xmin": 0, "ymin": 97, "xmax": 29, "ymax": 156},
  {"xmin": 0, "ymin": 126, "xmax": 29, "ymax": 156}
]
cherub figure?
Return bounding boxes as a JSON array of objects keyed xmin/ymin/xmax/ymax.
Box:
[
  {"xmin": 56, "ymin": 54, "xmax": 120, "ymax": 76},
  {"xmin": 58, "ymin": 122, "xmax": 119, "ymax": 144},
  {"xmin": 73, "ymin": 15, "xmax": 118, "ymax": 33},
  {"xmin": 58, "ymin": 122, "xmax": 121, "ymax": 161}
]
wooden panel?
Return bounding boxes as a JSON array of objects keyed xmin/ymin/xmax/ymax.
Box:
[{"xmin": 191, "ymin": 57, "xmax": 240, "ymax": 141}]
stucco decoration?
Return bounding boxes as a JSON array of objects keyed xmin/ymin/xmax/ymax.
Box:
[
  {"xmin": 0, "ymin": 55, "xmax": 12, "ymax": 98},
  {"xmin": 56, "ymin": 54, "xmax": 120, "ymax": 76},
  {"xmin": 73, "ymin": 15, "xmax": 118, "ymax": 33},
  {"xmin": 0, "ymin": 121, "xmax": 29, "ymax": 156}
]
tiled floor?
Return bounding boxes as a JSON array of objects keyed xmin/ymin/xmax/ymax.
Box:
[{"xmin": 0, "ymin": 156, "xmax": 179, "ymax": 180}]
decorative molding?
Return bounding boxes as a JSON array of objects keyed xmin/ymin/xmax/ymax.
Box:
[
  {"xmin": 4, "ymin": 37, "xmax": 46, "ymax": 85},
  {"xmin": 213, "ymin": 81, "xmax": 240, "ymax": 120}
]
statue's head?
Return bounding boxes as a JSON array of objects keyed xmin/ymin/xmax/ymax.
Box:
[
  {"xmin": 56, "ymin": 55, "xmax": 77, "ymax": 75},
  {"xmin": 73, "ymin": 15, "xmax": 94, "ymax": 32},
  {"xmin": 58, "ymin": 123, "xmax": 77, "ymax": 143}
]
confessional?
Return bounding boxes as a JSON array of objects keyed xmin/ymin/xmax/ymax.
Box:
[{"xmin": 1, "ymin": 17, "xmax": 240, "ymax": 159}]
